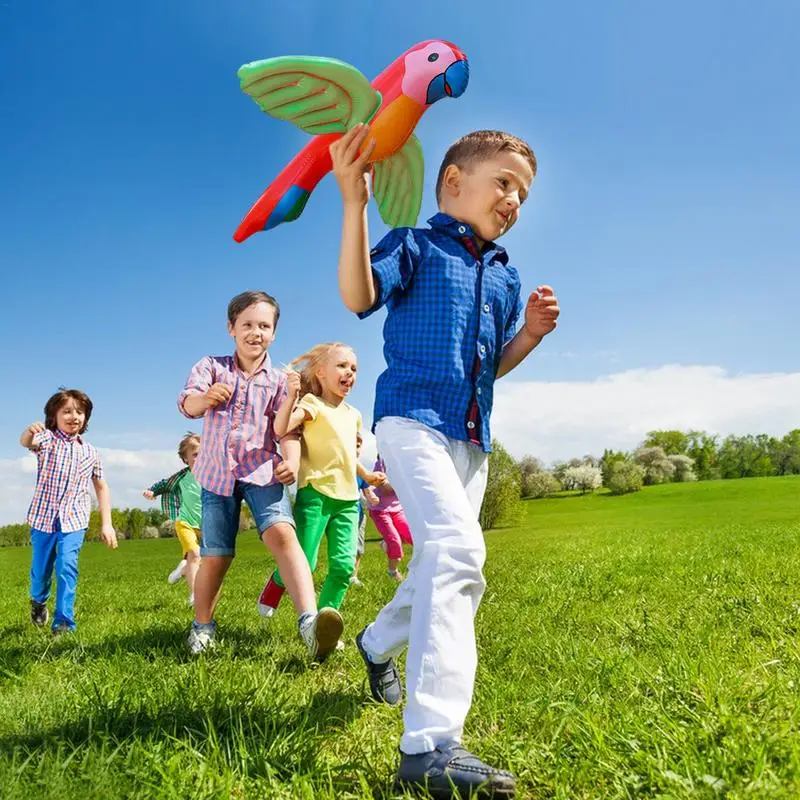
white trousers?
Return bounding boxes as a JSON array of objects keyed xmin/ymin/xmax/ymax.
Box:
[{"xmin": 362, "ymin": 416, "xmax": 489, "ymax": 754}]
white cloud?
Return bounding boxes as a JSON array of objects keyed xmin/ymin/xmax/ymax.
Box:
[{"xmin": 493, "ymin": 365, "xmax": 800, "ymax": 463}]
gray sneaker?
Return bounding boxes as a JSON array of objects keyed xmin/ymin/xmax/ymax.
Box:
[
  {"xmin": 188, "ymin": 621, "xmax": 216, "ymax": 654},
  {"xmin": 298, "ymin": 608, "xmax": 343, "ymax": 662}
]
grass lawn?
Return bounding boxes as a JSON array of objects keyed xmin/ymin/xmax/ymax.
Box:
[{"xmin": 1, "ymin": 477, "xmax": 799, "ymax": 799}]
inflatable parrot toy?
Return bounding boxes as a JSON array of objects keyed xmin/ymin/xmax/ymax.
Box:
[{"xmin": 233, "ymin": 40, "xmax": 469, "ymax": 243}]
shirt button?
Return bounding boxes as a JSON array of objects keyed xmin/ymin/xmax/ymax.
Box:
[
  {"xmin": 458, "ymin": 225, "xmax": 466, "ymax": 234},
  {"xmin": 479, "ymin": 345, "xmax": 486, "ymax": 354},
  {"xmin": 467, "ymin": 421, "xmax": 476, "ymax": 430},
  {"xmin": 476, "ymin": 388, "xmax": 482, "ymax": 395},
  {"xmin": 483, "ymin": 304, "xmax": 490, "ymax": 313}
]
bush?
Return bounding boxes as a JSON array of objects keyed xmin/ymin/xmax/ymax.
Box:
[
  {"xmin": 159, "ymin": 520, "xmax": 176, "ymax": 538},
  {"xmin": 562, "ymin": 464, "xmax": 602, "ymax": 494},
  {"xmin": 634, "ymin": 446, "xmax": 675, "ymax": 485},
  {"xmin": 668, "ymin": 454, "xmax": 697, "ymax": 482},
  {"xmin": 606, "ymin": 461, "xmax": 645, "ymax": 495},
  {"xmin": 142, "ymin": 526, "xmax": 160, "ymax": 539},
  {"xmin": 0, "ymin": 523, "xmax": 30, "ymax": 547},
  {"xmin": 480, "ymin": 440, "xmax": 523, "ymax": 530},
  {"xmin": 523, "ymin": 470, "xmax": 561, "ymax": 499}
]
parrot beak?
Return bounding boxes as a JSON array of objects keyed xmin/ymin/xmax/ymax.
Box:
[{"xmin": 426, "ymin": 57, "xmax": 470, "ymax": 104}]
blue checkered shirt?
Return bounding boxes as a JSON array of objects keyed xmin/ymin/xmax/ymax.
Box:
[{"xmin": 359, "ymin": 213, "xmax": 523, "ymax": 452}]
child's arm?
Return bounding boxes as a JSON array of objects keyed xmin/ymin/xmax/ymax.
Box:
[
  {"xmin": 363, "ymin": 486, "xmax": 380, "ymax": 507},
  {"xmin": 497, "ymin": 286, "xmax": 560, "ymax": 378},
  {"xmin": 330, "ymin": 124, "xmax": 378, "ymax": 313},
  {"xmin": 357, "ymin": 461, "xmax": 387, "ymax": 487},
  {"xmin": 179, "ymin": 357, "xmax": 232, "ymax": 418},
  {"xmin": 273, "ymin": 370, "xmax": 307, "ymax": 438},
  {"xmin": 143, "ymin": 478, "xmax": 168, "ymax": 500},
  {"xmin": 274, "ymin": 435, "xmax": 301, "ymax": 486},
  {"xmin": 92, "ymin": 477, "xmax": 119, "ymax": 549},
  {"xmin": 20, "ymin": 422, "xmax": 46, "ymax": 450}
]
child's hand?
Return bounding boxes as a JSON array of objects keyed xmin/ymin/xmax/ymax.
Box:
[
  {"xmin": 142, "ymin": 490, "xmax": 155, "ymax": 501},
  {"xmin": 274, "ymin": 457, "xmax": 299, "ymax": 486},
  {"xmin": 26, "ymin": 422, "xmax": 46, "ymax": 437},
  {"xmin": 365, "ymin": 470, "xmax": 387, "ymax": 487},
  {"xmin": 101, "ymin": 526, "xmax": 118, "ymax": 549},
  {"xmin": 330, "ymin": 124, "xmax": 376, "ymax": 209},
  {"xmin": 286, "ymin": 369, "xmax": 301, "ymax": 399},
  {"xmin": 205, "ymin": 382, "xmax": 232, "ymax": 409},
  {"xmin": 364, "ymin": 487, "xmax": 380, "ymax": 507},
  {"xmin": 524, "ymin": 286, "xmax": 560, "ymax": 340}
]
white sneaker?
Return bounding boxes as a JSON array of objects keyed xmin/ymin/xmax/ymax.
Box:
[
  {"xmin": 336, "ymin": 640, "xmax": 345, "ymax": 651},
  {"xmin": 188, "ymin": 623, "xmax": 215, "ymax": 654},
  {"xmin": 349, "ymin": 575, "xmax": 362, "ymax": 586},
  {"xmin": 259, "ymin": 605, "xmax": 275, "ymax": 618},
  {"xmin": 299, "ymin": 608, "xmax": 343, "ymax": 662},
  {"xmin": 168, "ymin": 559, "xmax": 187, "ymax": 584}
]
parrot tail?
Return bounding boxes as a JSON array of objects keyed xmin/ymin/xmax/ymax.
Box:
[{"xmin": 233, "ymin": 136, "xmax": 333, "ymax": 243}]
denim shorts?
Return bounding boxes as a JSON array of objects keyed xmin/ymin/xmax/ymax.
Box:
[{"xmin": 200, "ymin": 481, "xmax": 294, "ymax": 557}]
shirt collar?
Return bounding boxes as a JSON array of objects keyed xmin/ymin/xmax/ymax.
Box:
[
  {"xmin": 233, "ymin": 351, "xmax": 271, "ymax": 377},
  {"xmin": 426, "ymin": 213, "xmax": 509, "ymax": 264},
  {"xmin": 54, "ymin": 429, "xmax": 82, "ymax": 444}
]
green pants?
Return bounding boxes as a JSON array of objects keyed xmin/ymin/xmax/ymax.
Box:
[{"xmin": 273, "ymin": 485, "xmax": 359, "ymax": 610}]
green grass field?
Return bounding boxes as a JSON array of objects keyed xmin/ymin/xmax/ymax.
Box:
[{"xmin": 1, "ymin": 477, "xmax": 799, "ymax": 799}]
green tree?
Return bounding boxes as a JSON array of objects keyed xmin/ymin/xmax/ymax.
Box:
[
  {"xmin": 600, "ymin": 449, "xmax": 628, "ymax": 486},
  {"xmin": 686, "ymin": 430, "xmax": 719, "ymax": 481},
  {"xmin": 606, "ymin": 461, "xmax": 645, "ymax": 495},
  {"xmin": 480, "ymin": 440, "xmax": 523, "ymax": 530},
  {"xmin": 127, "ymin": 508, "xmax": 147, "ymax": 540},
  {"xmin": 717, "ymin": 435, "xmax": 774, "ymax": 479},
  {"xmin": 643, "ymin": 430, "xmax": 689, "ymax": 455}
]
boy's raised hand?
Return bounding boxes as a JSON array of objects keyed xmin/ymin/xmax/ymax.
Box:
[
  {"xmin": 205, "ymin": 382, "xmax": 232, "ymax": 409},
  {"xmin": 330, "ymin": 124, "xmax": 376, "ymax": 208},
  {"xmin": 524, "ymin": 286, "xmax": 560, "ymax": 339},
  {"xmin": 286, "ymin": 369, "xmax": 301, "ymax": 399},
  {"xmin": 142, "ymin": 490, "xmax": 155, "ymax": 500},
  {"xmin": 27, "ymin": 421, "xmax": 46, "ymax": 437}
]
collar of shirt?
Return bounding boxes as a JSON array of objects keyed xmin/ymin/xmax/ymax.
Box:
[
  {"xmin": 233, "ymin": 351, "xmax": 271, "ymax": 378},
  {"xmin": 426, "ymin": 213, "xmax": 510, "ymax": 265},
  {"xmin": 53, "ymin": 429, "xmax": 82, "ymax": 444}
]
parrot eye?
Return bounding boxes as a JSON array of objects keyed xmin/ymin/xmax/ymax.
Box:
[{"xmin": 428, "ymin": 53, "xmax": 439, "ymax": 62}]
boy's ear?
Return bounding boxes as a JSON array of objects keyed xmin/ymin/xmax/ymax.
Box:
[
  {"xmin": 227, "ymin": 321, "xmax": 235, "ymax": 337},
  {"xmin": 441, "ymin": 164, "xmax": 463, "ymax": 198}
]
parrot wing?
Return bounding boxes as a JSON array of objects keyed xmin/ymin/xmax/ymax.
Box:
[
  {"xmin": 372, "ymin": 134, "xmax": 424, "ymax": 228},
  {"xmin": 238, "ymin": 55, "xmax": 382, "ymax": 135}
]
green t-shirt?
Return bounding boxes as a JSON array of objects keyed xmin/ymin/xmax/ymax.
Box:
[{"xmin": 177, "ymin": 470, "xmax": 202, "ymax": 528}]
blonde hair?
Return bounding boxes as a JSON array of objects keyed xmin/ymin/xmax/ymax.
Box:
[
  {"xmin": 178, "ymin": 432, "xmax": 201, "ymax": 463},
  {"xmin": 290, "ymin": 342, "xmax": 354, "ymax": 397}
]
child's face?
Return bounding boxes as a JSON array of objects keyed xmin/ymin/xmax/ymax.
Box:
[
  {"xmin": 317, "ymin": 346, "xmax": 357, "ymax": 399},
  {"xmin": 55, "ymin": 398, "xmax": 86, "ymax": 436},
  {"xmin": 228, "ymin": 302, "xmax": 276, "ymax": 361},
  {"xmin": 184, "ymin": 443, "xmax": 200, "ymax": 470},
  {"xmin": 441, "ymin": 150, "xmax": 534, "ymax": 243}
]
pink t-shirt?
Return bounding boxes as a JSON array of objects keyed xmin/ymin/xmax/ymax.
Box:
[{"xmin": 371, "ymin": 458, "xmax": 402, "ymax": 513}]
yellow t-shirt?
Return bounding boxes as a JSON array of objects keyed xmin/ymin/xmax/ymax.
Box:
[{"xmin": 297, "ymin": 394, "xmax": 362, "ymax": 501}]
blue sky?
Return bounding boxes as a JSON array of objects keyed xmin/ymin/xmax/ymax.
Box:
[{"xmin": 1, "ymin": 1, "xmax": 798, "ymax": 520}]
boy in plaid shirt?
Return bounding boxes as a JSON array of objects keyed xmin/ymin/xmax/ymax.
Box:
[
  {"xmin": 21, "ymin": 388, "xmax": 118, "ymax": 634},
  {"xmin": 331, "ymin": 127, "xmax": 560, "ymax": 797}
]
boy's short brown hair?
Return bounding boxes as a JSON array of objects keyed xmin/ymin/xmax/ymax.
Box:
[
  {"xmin": 227, "ymin": 291, "xmax": 281, "ymax": 328},
  {"xmin": 44, "ymin": 388, "xmax": 93, "ymax": 434},
  {"xmin": 435, "ymin": 130, "xmax": 537, "ymax": 204},
  {"xmin": 178, "ymin": 432, "xmax": 201, "ymax": 463}
]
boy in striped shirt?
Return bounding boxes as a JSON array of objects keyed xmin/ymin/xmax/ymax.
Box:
[{"xmin": 178, "ymin": 290, "xmax": 342, "ymax": 660}]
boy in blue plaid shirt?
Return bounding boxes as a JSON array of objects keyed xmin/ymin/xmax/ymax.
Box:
[{"xmin": 331, "ymin": 126, "xmax": 560, "ymax": 798}]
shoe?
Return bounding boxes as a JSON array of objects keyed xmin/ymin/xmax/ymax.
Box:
[
  {"xmin": 336, "ymin": 639, "xmax": 345, "ymax": 651},
  {"xmin": 188, "ymin": 621, "xmax": 216, "ymax": 654},
  {"xmin": 299, "ymin": 608, "xmax": 343, "ymax": 663},
  {"xmin": 355, "ymin": 627, "xmax": 402, "ymax": 706},
  {"xmin": 257, "ymin": 576, "xmax": 284, "ymax": 618},
  {"xmin": 168, "ymin": 559, "xmax": 187, "ymax": 584},
  {"xmin": 52, "ymin": 623, "xmax": 73, "ymax": 637},
  {"xmin": 395, "ymin": 743, "xmax": 516, "ymax": 799},
  {"xmin": 30, "ymin": 600, "xmax": 48, "ymax": 627},
  {"xmin": 349, "ymin": 575, "xmax": 362, "ymax": 586},
  {"xmin": 388, "ymin": 569, "xmax": 403, "ymax": 582}
]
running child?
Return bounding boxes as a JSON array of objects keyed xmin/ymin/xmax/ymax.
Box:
[{"xmin": 368, "ymin": 455, "xmax": 413, "ymax": 582}]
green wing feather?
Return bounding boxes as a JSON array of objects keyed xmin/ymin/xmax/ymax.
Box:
[
  {"xmin": 238, "ymin": 55, "xmax": 381, "ymax": 135},
  {"xmin": 372, "ymin": 135, "xmax": 425, "ymax": 228}
]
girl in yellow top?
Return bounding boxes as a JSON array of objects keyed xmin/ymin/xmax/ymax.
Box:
[{"xmin": 257, "ymin": 342, "xmax": 384, "ymax": 617}]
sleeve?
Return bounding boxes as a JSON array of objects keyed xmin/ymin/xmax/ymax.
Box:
[
  {"xmin": 178, "ymin": 357, "xmax": 214, "ymax": 418},
  {"xmin": 92, "ymin": 448, "xmax": 104, "ymax": 480},
  {"xmin": 355, "ymin": 409, "xmax": 363, "ymax": 434},
  {"xmin": 149, "ymin": 478, "xmax": 169, "ymax": 496},
  {"xmin": 32, "ymin": 429, "xmax": 53, "ymax": 452},
  {"xmin": 503, "ymin": 274, "xmax": 524, "ymax": 346},
  {"xmin": 296, "ymin": 393, "xmax": 320, "ymax": 422},
  {"xmin": 357, "ymin": 227, "xmax": 420, "ymax": 320}
]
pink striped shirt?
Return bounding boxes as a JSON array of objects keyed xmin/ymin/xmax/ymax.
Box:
[
  {"xmin": 26, "ymin": 429, "xmax": 104, "ymax": 533},
  {"xmin": 178, "ymin": 353, "xmax": 288, "ymax": 496}
]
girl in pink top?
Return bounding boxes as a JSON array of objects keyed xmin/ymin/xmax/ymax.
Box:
[{"xmin": 369, "ymin": 456, "xmax": 413, "ymax": 581}]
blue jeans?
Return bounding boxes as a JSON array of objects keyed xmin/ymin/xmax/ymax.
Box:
[
  {"xmin": 30, "ymin": 523, "xmax": 86, "ymax": 631},
  {"xmin": 200, "ymin": 481, "xmax": 294, "ymax": 557}
]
